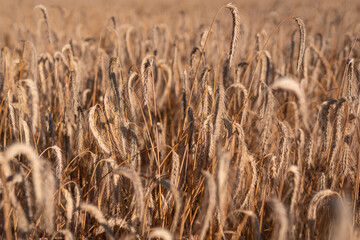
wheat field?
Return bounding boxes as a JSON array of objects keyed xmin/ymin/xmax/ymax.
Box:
[{"xmin": 0, "ymin": 0, "xmax": 360, "ymax": 239}]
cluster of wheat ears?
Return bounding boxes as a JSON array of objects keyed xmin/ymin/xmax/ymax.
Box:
[{"xmin": 0, "ymin": 1, "xmax": 360, "ymax": 239}]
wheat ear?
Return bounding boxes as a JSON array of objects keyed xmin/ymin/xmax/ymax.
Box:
[
  {"xmin": 123, "ymin": 71, "xmax": 138, "ymax": 121},
  {"xmin": 88, "ymin": 106, "xmax": 111, "ymax": 155},
  {"xmin": 109, "ymin": 57, "xmax": 122, "ymax": 112},
  {"xmin": 20, "ymin": 118, "xmax": 31, "ymax": 145},
  {"xmin": 260, "ymin": 89, "xmax": 275, "ymax": 154},
  {"xmin": 199, "ymin": 171, "xmax": 216, "ymax": 240},
  {"xmin": 61, "ymin": 187, "xmax": 74, "ymax": 229},
  {"xmin": 293, "ymin": 17, "xmax": 306, "ymax": 72},
  {"xmin": 7, "ymin": 92, "xmax": 18, "ymax": 137},
  {"xmin": 24, "ymin": 40, "xmax": 38, "ymax": 82},
  {"xmin": 21, "ymin": 79, "xmax": 39, "ymax": 133},
  {"xmin": 79, "ymin": 203, "xmax": 114, "ymax": 240},
  {"xmin": 3, "ymin": 173, "xmax": 30, "ymax": 234},
  {"xmin": 216, "ymin": 149, "xmax": 232, "ymax": 236},
  {"xmin": 95, "ymin": 217, "xmax": 134, "ymax": 235},
  {"xmin": 227, "ymin": 83, "xmax": 248, "ymax": 125},
  {"xmin": 140, "ymin": 55, "xmax": 154, "ymax": 107},
  {"xmin": 225, "ymin": 3, "xmax": 240, "ymax": 68},
  {"xmin": 277, "ymin": 121, "xmax": 291, "ymax": 178},
  {"xmin": 3, "ymin": 143, "xmax": 55, "ymax": 233},
  {"xmin": 34, "ymin": 4, "xmax": 52, "ymax": 44},
  {"xmin": 287, "ymin": 165, "xmax": 300, "ymax": 214},
  {"xmin": 272, "ymin": 77, "xmax": 308, "ymax": 129},
  {"xmin": 307, "ymin": 190, "xmax": 341, "ymax": 239},
  {"xmin": 113, "ymin": 167, "xmax": 144, "ymax": 226},
  {"xmin": 39, "ymin": 145, "xmax": 63, "ymax": 180},
  {"xmin": 318, "ymin": 99, "xmax": 337, "ymax": 164},
  {"xmin": 159, "ymin": 180, "xmax": 182, "ymax": 233},
  {"xmin": 269, "ymin": 198, "xmax": 288, "ymax": 240},
  {"xmin": 149, "ymin": 228, "xmax": 173, "ymax": 240},
  {"xmin": 328, "ymin": 98, "xmax": 346, "ymax": 182},
  {"xmin": 346, "ymin": 58, "xmax": 354, "ymax": 98},
  {"xmin": 170, "ymin": 151, "xmax": 180, "ymax": 187},
  {"xmin": 51, "ymin": 230, "xmax": 74, "ymax": 240}
]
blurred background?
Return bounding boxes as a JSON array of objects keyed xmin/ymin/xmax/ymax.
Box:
[{"xmin": 1, "ymin": 0, "xmax": 359, "ymax": 49}]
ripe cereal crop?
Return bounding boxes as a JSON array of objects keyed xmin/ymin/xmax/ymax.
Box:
[{"xmin": 0, "ymin": 0, "xmax": 360, "ymax": 239}]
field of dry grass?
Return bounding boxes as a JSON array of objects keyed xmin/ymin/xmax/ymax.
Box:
[{"xmin": 0, "ymin": 0, "xmax": 360, "ymax": 239}]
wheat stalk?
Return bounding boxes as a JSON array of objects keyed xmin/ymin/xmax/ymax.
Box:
[{"xmin": 34, "ymin": 5, "xmax": 52, "ymax": 44}]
